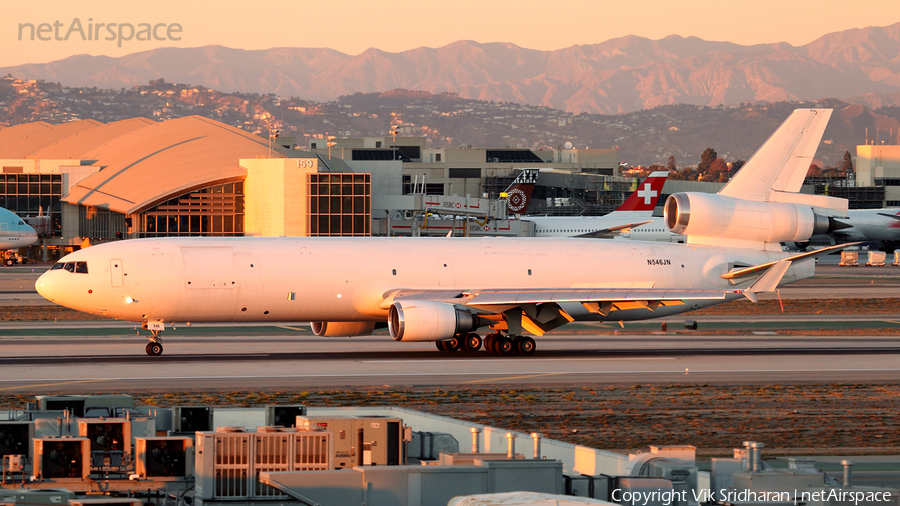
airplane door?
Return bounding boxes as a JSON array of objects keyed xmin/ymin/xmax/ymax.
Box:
[
  {"xmin": 437, "ymin": 258, "xmax": 454, "ymax": 286},
  {"xmin": 110, "ymin": 259, "xmax": 124, "ymax": 287}
]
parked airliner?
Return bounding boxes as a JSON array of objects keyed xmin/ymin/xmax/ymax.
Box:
[
  {"xmin": 525, "ymin": 171, "xmax": 670, "ymax": 238},
  {"xmin": 785, "ymin": 208, "xmax": 900, "ymax": 250},
  {"xmin": 36, "ymin": 109, "xmax": 850, "ymax": 357},
  {"xmin": 0, "ymin": 207, "xmax": 38, "ymax": 251}
]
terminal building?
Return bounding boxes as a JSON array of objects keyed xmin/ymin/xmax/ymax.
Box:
[
  {"xmin": 0, "ymin": 116, "xmax": 635, "ymax": 259},
  {"xmin": 856, "ymin": 144, "xmax": 900, "ymax": 207}
]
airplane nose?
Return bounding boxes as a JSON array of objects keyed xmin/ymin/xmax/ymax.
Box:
[{"xmin": 35, "ymin": 271, "xmax": 54, "ymax": 302}]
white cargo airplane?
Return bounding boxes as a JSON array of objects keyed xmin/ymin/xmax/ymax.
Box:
[
  {"xmin": 526, "ymin": 171, "xmax": 670, "ymax": 238},
  {"xmin": 36, "ymin": 109, "xmax": 850, "ymax": 357},
  {"xmin": 0, "ymin": 207, "xmax": 38, "ymax": 251}
]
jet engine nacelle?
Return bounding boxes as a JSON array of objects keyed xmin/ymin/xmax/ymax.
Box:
[
  {"xmin": 388, "ymin": 300, "xmax": 483, "ymax": 342},
  {"xmin": 665, "ymin": 193, "xmax": 834, "ymax": 243},
  {"xmin": 311, "ymin": 321, "xmax": 376, "ymax": 337}
]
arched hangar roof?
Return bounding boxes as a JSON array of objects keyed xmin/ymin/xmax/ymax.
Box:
[{"xmin": 60, "ymin": 116, "xmax": 292, "ymax": 215}]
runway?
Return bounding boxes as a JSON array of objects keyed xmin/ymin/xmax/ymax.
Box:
[
  {"xmin": 2, "ymin": 259, "xmax": 900, "ymax": 394},
  {"xmin": 1, "ymin": 324, "xmax": 900, "ymax": 393}
]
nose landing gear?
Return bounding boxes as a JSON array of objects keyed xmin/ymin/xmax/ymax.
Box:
[{"xmin": 145, "ymin": 330, "xmax": 164, "ymax": 356}]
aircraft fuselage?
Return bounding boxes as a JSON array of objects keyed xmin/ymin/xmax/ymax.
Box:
[{"xmin": 36, "ymin": 236, "xmax": 809, "ymax": 325}]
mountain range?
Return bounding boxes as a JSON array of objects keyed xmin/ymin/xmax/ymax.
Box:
[{"xmin": 3, "ymin": 23, "xmax": 900, "ymax": 114}]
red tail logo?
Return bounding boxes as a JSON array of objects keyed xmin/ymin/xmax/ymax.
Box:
[
  {"xmin": 505, "ymin": 169, "xmax": 538, "ymax": 215},
  {"xmin": 616, "ymin": 171, "xmax": 669, "ymax": 212}
]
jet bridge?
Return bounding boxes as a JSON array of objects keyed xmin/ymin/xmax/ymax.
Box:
[{"xmin": 375, "ymin": 194, "xmax": 533, "ymax": 237}]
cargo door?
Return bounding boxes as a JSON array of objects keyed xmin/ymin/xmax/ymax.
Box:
[{"xmin": 110, "ymin": 259, "xmax": 124, "ymax": 287}]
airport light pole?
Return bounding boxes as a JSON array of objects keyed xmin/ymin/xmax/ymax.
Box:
[{"xmin": 390, "ymin": 125, "xmax": 399, "ymax": 160}]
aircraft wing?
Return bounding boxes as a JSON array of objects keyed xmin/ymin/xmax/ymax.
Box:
[
  {"xmin": 878, "ymin": 213, "xmax": 900, "ymax": 222},
  {"xmin": 382, "ymin": 288, "xmax": 739, "ymax": 335},
  {"xmin": 572, "ymin": 220, "xmax": 653, "ymax": 238}
]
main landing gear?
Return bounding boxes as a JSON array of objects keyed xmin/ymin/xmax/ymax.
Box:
[
  {"xmin": 145, "ymin": 331, "xmax": 164, "ymax": 356},
  {"xmin": 435, "ymin": 332, "xmax": 536, "ymax": 356}
]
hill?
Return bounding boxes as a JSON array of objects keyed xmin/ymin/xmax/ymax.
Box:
[{"xmin": 3, "ymin": 23, "xmax": 900, "ymax": 115}]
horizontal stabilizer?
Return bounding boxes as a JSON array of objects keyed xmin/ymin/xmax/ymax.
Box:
[
  {"xmin": 721, "ymin": 242, "xmax": 861, "ymax": 283},
  {"xmin": 742, "ymin": 260, "xmax": 791, "ymax": 303},
  {"xmin": 574, "ymin": 220, "xmax": 653, "ymax": 238}
]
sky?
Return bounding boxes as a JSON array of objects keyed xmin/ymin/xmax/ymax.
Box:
[{"xmin": 2, "ymin": 0, "xmax": 900, "ymax": 67}]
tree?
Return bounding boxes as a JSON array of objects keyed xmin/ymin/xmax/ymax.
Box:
[
  {"xmin": 732, "ymin": 160, "xmax": 745, "ymax": 173},
  {"xmin": 842, "ymin": 151, "xmax": 854, "ymax": 174},
  {"xmin": 698, "ymin": 148, "xmax": 717, "ymax": 172},
  {"xmin": 666, "ymin": 155, "xmax": 677, "ymax": 172}
]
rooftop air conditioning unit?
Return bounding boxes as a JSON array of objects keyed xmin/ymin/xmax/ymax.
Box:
[
  {"xmin": 0, "ymin": 421, "xmax": 34, "ymax": 460},
  {"xmin": 134, "ymin": 437, "xmax": 193, "ymax": 479},
  {"xmin": 195, "ymin": 428, "xmax": 332, "ymax": 501},
  {"xmin": 264, "ymin": 405, "xmax": 306, "ymax": 428},
  {"xmin": 172, "ymin": 406, "xmax": 213, "ymax": 433},
  {"xmin": 33, "ymin": 437, "xmax": 90, "ymax": 481},
  {"xmin": 78, "ymin": 419, "xmax": 132, "ymax": 471}
]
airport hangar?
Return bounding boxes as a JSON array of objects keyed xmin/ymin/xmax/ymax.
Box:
[{"xmin": 0, "ymin": 115, "xmax": 650, "ymax": 258}]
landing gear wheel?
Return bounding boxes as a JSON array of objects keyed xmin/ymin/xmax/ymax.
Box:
[
  {"xmin": 464, "ymin": 333, "xmax": 482, "ymax": 352},
  {"xmin": 436, "ymin": 340, "xmax": 449, "ymax": 352},
  {"xmin": 484, "ymin": 334, "xmax": 497, "ymax": 353},
  {"xmin": 146, "ymin": 342, "xmax": 163, "ymax": 356},
  {"xmin": 517, "ymin": 336, "xmax": 536, "ymax": 356},
  {"xmin": 498, "ymin": 336, "xmax": 515, "ymax": 355},
  {"xmin": 445, "ymin": 336, "xmax": 461, "ymax": 352}
]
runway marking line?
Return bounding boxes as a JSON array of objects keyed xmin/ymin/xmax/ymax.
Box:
[
  {"xmin": 274, "ymin": 326, "xmax": 307, "ymax": 331},
  {"xmin": 464, "ymin": 372, "xmax": 568, "ymax": 383},
  {"xmin": 0, "ymin": 378, "xmax": 115, "ymax": 391}
]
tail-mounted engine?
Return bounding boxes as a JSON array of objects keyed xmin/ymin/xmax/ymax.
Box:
[
  {"xmin": 388, "ymin": 300, "xmax": 486, "ymax": 342},
  {"xmin": 665, "ymin": 193, "xmax": 839, "ymax": 244}
]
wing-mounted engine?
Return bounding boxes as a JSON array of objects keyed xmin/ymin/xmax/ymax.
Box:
[
  {"xmin": 665, "ymin": 193, "xmax": 843, "ymax": 248},
  {"xmin": 388, "ymin": 300, "xmax": 487, "ymax": 342},
  {"xmin": 311, "ymin": 321, "xmax": 376, "ymax": 337}
]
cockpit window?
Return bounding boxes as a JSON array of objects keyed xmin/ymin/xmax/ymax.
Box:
[{"xmin": 51, "ymin": 261, "xmax": 89, "ymax": 273}]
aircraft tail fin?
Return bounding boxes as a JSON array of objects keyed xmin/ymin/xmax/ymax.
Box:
[
  {"xmin": 609, "ymin": 171, "xmax": 669, "ymax": 217},
  {"xmin": 719, "ymin": 108, "xmax": 832, "ymax": 200},
  {"xmin": 504, "ymin": 169, "xmax": 539, "ymax": 215}
]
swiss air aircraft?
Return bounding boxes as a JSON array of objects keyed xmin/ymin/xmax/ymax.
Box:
[
  {"xmin": 523, "ymin": 171, "xmax": 671, "ymax": 238},
  {"xmin": 0, "ymin": 207, "xmax": 38, "ymax": 251},
  {"xmin": 37, "ymin": 109, "xmax": 852, "ymax": 357}
]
